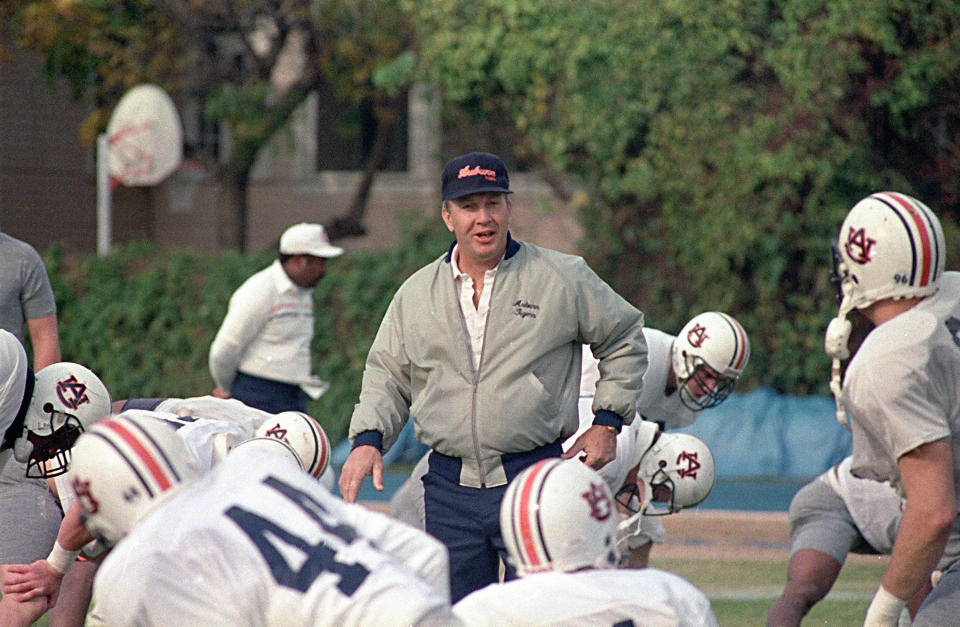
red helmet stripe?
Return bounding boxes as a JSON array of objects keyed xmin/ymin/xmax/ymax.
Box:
[
  {"xmin": 727, "ymin": 316, "xmax": 748, "ymax": 370},
  {"xmin": 102, "ymin": 420, "xmax": 172, "ymax": 491},
  {"xmin": 516, "ymin": 459, "xmax": 553, "ymax": 569},
  {"xmin": 883, "ymin": 192, "xmax": 934, "ymax": 287}
]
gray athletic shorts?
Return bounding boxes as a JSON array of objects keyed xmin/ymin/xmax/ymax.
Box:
[
  {"xmin": 0, "ymin": 456, "xmax": 62, "ymax": 563},
  {"xmin": 788, "ymin": 477, "xmax": 878, "ymax": 563},
  {"xmin": 914, "ymin": 559, "xmax": 960, "ymax": 626}
]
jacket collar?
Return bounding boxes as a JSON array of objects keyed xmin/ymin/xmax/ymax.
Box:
[{"xmin": 444, "ymin": 232, "xmax": 520, "ymax": 264}]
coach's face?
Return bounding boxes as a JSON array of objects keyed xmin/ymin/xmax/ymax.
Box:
[{"xmin": 442, "ymin": 192, "xmax": 512, "ymax": 273}]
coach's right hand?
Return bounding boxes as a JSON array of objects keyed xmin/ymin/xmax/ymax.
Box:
[{"xmin": 338, "ymin": 445, "xmax": 384, "ymax": 503}]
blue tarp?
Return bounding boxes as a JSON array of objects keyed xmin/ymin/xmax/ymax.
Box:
[
  {"xmin": 332, "ymin": 387, "xmax": 852, "ymax": 482},
  {"xmin": 331, "ymin": 418, "xmax": 429, "ymax": 468},
  {"xmin": 677, "ymin": 387, "xmax": 852, "ymax": 479}
]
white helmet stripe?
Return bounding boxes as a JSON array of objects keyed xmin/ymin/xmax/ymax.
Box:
[{"xmin": 873, "ymin": 192, "xmax": 939, "ymax": 288}]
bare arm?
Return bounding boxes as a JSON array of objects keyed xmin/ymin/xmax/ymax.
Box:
[{"xmin": 25, "ymin": 314, "xmax": 60, "ymax": 370}]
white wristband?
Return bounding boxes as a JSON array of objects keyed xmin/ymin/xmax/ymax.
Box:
[
  {"xmin": 864, "ymin": 585, "xmax": 906, "ymax": 627},
  {"xmin": 46, "ymin": 540, "xmax": 80, "ymax": 575}
]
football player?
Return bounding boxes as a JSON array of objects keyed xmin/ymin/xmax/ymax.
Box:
[
  {"xmin": 766, "ymin": 456, "xmax": 928, "ymax": 626},
  {"xmin": 0, "ymin": 354, "xmax": 112, "ymax": 627},
  {"xmin": 824, "ymin": 191, "xmax": 959, "ymax": 625},
  {"xmin": 453, "ymin": 458, "xmax": 717, "ymax": 625},
  {"xmin": 71, "ymin": 413, "xmax": 458, "ymax": 626},
  {"xmin": 3, "ymin": 375, "xmax": 333, "ymax": 627}
]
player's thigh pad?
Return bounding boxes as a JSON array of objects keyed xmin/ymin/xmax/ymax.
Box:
[
  {"xmin": 788, "ymin": 478, "xmax": 870, "ymax": 563},
  {"xmin": 913, "ymin": 560, "xmax": 960, "ymax": 627},
  {"xmin": 0, "ymin": 458, "xmax": 62, "ymax": 562}
]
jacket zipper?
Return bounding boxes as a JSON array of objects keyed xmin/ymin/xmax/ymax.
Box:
[{"xmin": 458, "ymin": 271, "xmax": 497, "ymax": 489}]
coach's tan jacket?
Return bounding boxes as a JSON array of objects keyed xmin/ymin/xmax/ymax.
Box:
[{"xmin": 349, "ymin": 236, "xmax": 647, "ymax": 488}]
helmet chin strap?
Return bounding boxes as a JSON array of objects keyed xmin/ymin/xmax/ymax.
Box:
[
  {"xmin": 825, "ymin": 275, "xmax": 855, "ymax": 430},
  {"xmin": 12, "ymin": 433, "xmax": 33, "ymax": 463}
]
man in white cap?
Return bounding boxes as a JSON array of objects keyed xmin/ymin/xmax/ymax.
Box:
[{"xmin": 209, "ymin": 223, "xmax": 343, "ymax": 413}]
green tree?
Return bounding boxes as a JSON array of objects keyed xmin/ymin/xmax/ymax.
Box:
[
  {"xmin": 4, "ymin": 0, "xmax": 415, "ymax": 248},
  {"xmin": 411, "ymin": 0, "xmax": 960, "ymax": 394}
]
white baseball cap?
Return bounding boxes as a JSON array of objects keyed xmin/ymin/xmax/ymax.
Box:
[{"xmin": 279, "ymin": 223, "xmax": 344, "ymax": 258}]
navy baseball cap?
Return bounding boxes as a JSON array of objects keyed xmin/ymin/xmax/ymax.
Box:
[{"xmin": 441, "ymin": 152, "xmax": 513, "ymax": 200}]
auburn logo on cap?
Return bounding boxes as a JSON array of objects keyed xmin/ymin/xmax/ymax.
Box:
[{"xmin": 458, "ymin": 165, "xmax": 497, "ymax": 181}]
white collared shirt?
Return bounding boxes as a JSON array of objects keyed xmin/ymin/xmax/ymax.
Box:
[{"xmin": 450, "ymin": 245, "xmax": 499, "ymax": 370}]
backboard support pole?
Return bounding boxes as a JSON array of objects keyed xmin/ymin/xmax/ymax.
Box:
[{"xmin": 96, "ymin": 133, "xmax": 112, "ymax": 257}]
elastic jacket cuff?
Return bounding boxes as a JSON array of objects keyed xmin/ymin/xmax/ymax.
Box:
[
  {"xmin": 593, "ymin": 410, "xmax": 623, "ymax": 433},
  {"xmin": 353, "ymin": 429, "xmax": 383, "ymax": 451}
]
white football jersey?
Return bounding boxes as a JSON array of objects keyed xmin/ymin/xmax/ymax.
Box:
[
  {"xmin": 821, "ymin": 456, "xmax": 902, "ymax": 554},
  {"xmin": 844, "ymin": 271, "xmax": 960, "ymax": 568},
  {"xmin": 845, "ymin": 272, "xmax": 960, "ymax": 487},
  {"xmin": 134, "ymin": 397, "xmax": 336, "ymax": 489},
  {"xmin": 87, "ymin": 444, "xmax": 454, "ymax": 627},
  {"xmin": 152, "ymin": 395, "xmax": 275, "ymax": 434},
  {"xmin": 454, "ymin": 567, "xmax": 717, "ymax": 627},
  {"xmin": 579, "ymin": 328, "xmax": 697, "ymax": 432}
]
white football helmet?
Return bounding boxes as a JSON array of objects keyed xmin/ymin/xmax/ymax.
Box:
[
  {"xmin": 671, "ymin": 312, "xmax": 750, "ymax": 410},
  {"xmin": 229, "ymin": 436, "xmax": 304, "ymax": 471},
  {"xmin": 69, "ymin": 413, "xmax": 197, "ymax": 545},
  {"xmin": 19, "ymin": 362, "xmax": 112, "ymax": 478},
  {"xmin": 620, "ymin": 432, "xmax": 716, "ymax": 518},
  {"xmin": 501, "ymin": 458, "xmax": 620, "ymax": 576},
  {"xmin": 254, "ymin": 411, "xmax": 330, "ymax": 479},
  {"xmin": 825, "ymin": 192, "xmax": 945, "ymax": 427}
]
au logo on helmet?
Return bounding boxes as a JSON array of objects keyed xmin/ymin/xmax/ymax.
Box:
[
  {"xmin": 686, "ymin": 323, "xmax": 709, "ymax": 348},
  {"xmin": 263, "ymin": 425, "xmax": 289, "ymax": 442},
  {"xmin": 581, "ymin": 481, "xmax": 613, "ymax": 521},
  {"xmin": 844, "ymin": 227, "xmax": 875, "ymax": 264},
  {"xmin": 72, "ymin": 477, "xmax": 100, "ymax": 514},
  {"xmin": 56, "ymin": 375, "xmax": 90, "ymax": 410},
  {"xmin": 676, "ymin": 451, "xmax": 702, "ymax": 479}
]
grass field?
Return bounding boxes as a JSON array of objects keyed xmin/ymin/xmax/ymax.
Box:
[
  {"xmin": 651, "ymin": 509, "xmax": 888, "ymax": 626},
  {"xmin": 650, "ymin": 556, "xmax": 884, "ymax": 625}
]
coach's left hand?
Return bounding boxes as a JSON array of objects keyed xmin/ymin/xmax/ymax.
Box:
[{"xmin": 562, "ymin": 424, "xmax": 617, "ymax": 470}]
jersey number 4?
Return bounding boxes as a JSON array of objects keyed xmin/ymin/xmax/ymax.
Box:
[{"xmin": 225, "ymin": 476, "xmax": 370, "ymax": 595}]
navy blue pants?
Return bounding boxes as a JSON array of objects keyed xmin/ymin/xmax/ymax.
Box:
[
  {"xmin": 230, "ymin": 372, "xmax": 307, "ymax": 414},
  {"xmin": 423, "ymin": 440, "xmax": 562, "ymax": 603}
]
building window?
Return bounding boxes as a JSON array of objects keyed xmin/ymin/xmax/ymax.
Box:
[{"xmin": 315, "ymin": 82, "xmax": 408, "ymax": 172}]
